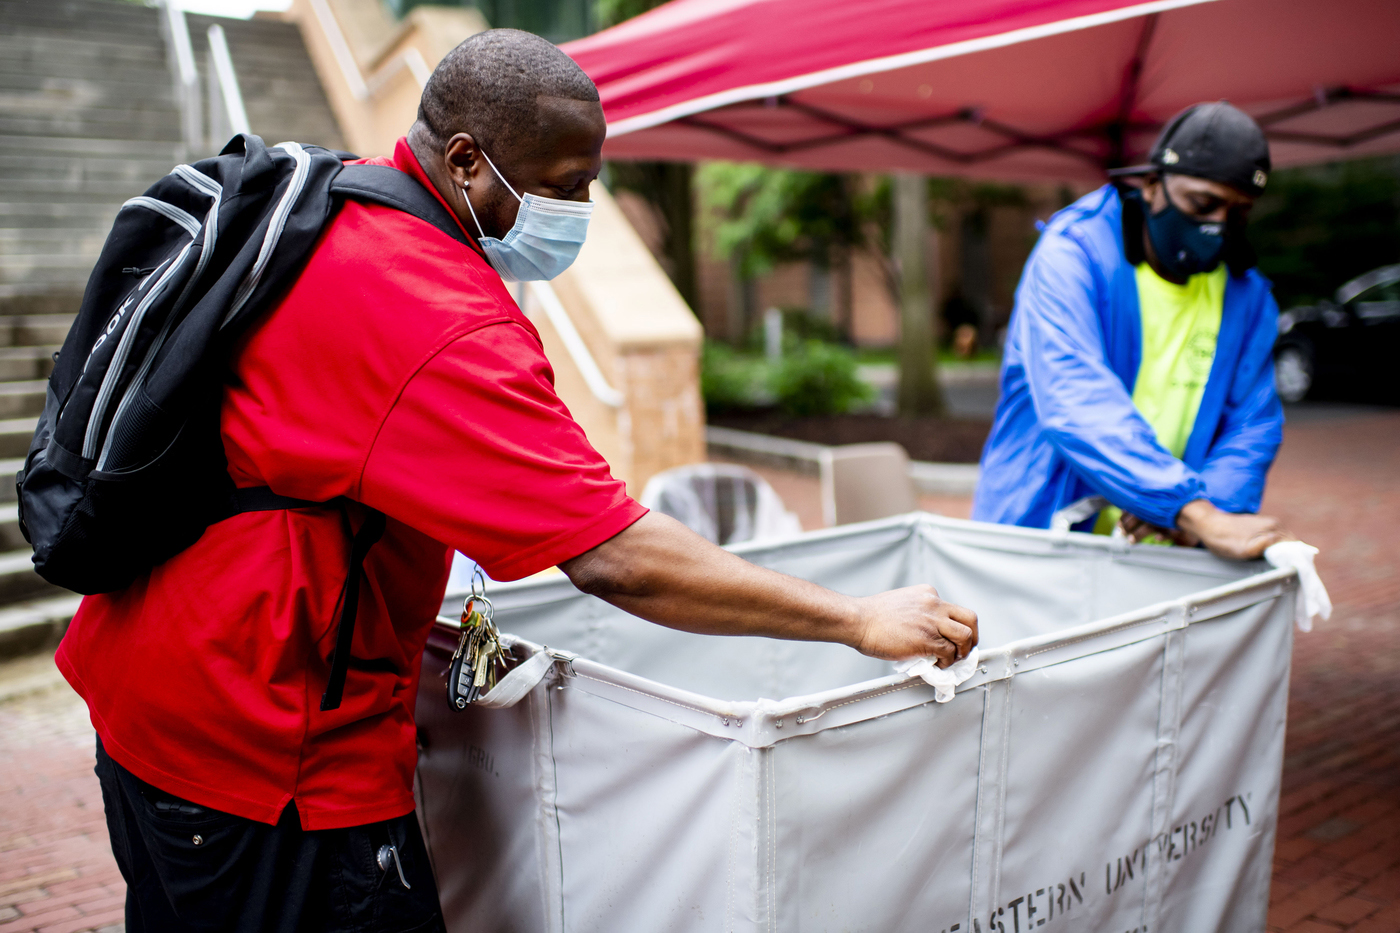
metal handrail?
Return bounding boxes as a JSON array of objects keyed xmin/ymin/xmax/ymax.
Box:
[
  {"xmin": 365, "ymin": 46, "xmax": 431, "ymax": 97},
  {"xmin": 160, "ymin": 2, "xmax": 202, "ymax": 153},
  {"xmin": 307, "ymin": 0, "xmax": 368, "ymax": 99},
  {"xmin": 527, "ymin": 281, "xmax": 625, "ymax": 409},
  {"xmin": 306, "ymin": 0, "xmax": 429, "ymax": 101},
  {"xmin": 158, "ymin": 4, "xmax": 251, "ymax": 153},
  {"xmin": 206, "ymin": 24, "xmax": 251, "ymax": 143}
]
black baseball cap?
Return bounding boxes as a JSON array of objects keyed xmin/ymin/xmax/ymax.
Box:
[{"xmin": 1109, "ymin": 101, "xmax": 1272, "ymax": 197}]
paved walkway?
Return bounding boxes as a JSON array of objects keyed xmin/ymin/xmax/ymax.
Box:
[
  {"xmin": 0, "ymin": 405, "xmax": 1396, "ymax": 932},
  {"xmin": 0, "ymin": 656, "xmax": 122, "ymax": 933}
]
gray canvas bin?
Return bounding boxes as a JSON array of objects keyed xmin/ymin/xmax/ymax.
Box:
[{"xmin": 415, "ymin": 513, "xmax": 1297, "ymax": 933}]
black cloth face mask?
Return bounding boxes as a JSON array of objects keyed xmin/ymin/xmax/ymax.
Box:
[{"xmin": 1133, "ymin": 183, "xmax": 1225, "ymax": 278}]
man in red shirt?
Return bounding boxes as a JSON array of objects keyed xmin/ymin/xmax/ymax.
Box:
[{"xmin": 59, "ymin": 30, "xmax": 977, "ymax": 932}]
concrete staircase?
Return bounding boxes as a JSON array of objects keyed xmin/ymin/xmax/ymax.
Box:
[{"xmin": 0, "ymin": 0, "xmax": 346, "ymax": 657}]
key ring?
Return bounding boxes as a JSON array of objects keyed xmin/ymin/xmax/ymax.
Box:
[
  {"xmin": 461, "ymin": 567, "xmax": 493, "ymax": 624},
  {"xmin": 461, "ymin": 594, "xmax": 493, "ymax": 625}
]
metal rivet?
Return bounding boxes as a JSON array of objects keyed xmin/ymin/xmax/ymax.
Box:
[
  {"xmin": 191, "ymin": 835, "xmax": 203, "ymax": 846},
  {"xmin": 721, "ymin": 717, "xmax": 729, "ymax": 726},
  {"xmin": 1012, "ymin": 659, "xmax": 1020, "ymax": 667},
  {"xmin": 979, "ymin": 665, "xmax": 988, "ymax": 674},
  {"xmin": 775, "ymin": 718, "xmax": 784, "ymax": 728}
]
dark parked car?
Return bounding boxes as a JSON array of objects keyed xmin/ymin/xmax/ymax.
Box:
[{"xmin": 1274, "ymin": 264, "xmax": 1400, "ymax": 404}]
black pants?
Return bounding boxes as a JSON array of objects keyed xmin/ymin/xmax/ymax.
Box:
[{"xmin": 95, "ymin": 737, "xmax": 446, "ymax": 933}]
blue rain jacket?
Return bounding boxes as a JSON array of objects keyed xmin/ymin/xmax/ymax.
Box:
[{"xmin": 972, "ymin": 185, "xmax": 1283, "ymax": 531}]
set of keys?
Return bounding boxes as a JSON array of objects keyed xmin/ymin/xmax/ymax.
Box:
[{"xmin": 447, "ymin": 569, "xmax": 504, "ymax": 709}]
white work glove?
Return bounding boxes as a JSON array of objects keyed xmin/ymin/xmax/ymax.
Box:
[
  {"xmin": 896, "ymin": 648, "xmax": 980, "ymax": 703},
  {"xmin": 1264, "ymin": 541, "xmax": 1332, "ymax": 632}
]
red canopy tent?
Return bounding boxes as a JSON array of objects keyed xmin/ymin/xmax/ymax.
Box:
[{"xmin": 563, "ymin": 0, "xmax": 1400, "ymax": 183}]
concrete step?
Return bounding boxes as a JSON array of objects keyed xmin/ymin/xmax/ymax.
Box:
[
  {"xmin": 0, "ymin": 0, "xmax": 165, "ymax": 29},
  {"xmin": 0, "ymin": 62, "xmax": 173, "ymax": 92},
  {"xmin": 0, "ymin": 229, "xmax": 111, "ymax": 258},
  {"xmin": 0, "ymin": 417, "xmax": 38, "ymax": 459},
  {"xmin": 0, "ymin": 178, "xmax": 167, "ymax": 200},
  {"xmin": 0, "ymin": 188, "xmax": 149, "ymax": 206},
  {"xmin": 0, "ymin": 97, "xmax": 182, "ymax": 126},
  {"xmin": 0, "ymin": 6, "xmax": 166, "ymax": 42},
  {"xmin": 0, "ymin": 347, "xmax": 57, "ymax": 381},
  {"xmin": 0, "ymin": 35, "xmax": 170, "ymax": 76},
  {"xmin": 0, "ymin": 154, "xmax": 177, "ymax": 185},
  {"xmin": 0, "ymin": 501, "xmax": 27, "ymax": 551},
  {"xmin": 0, "ymin": 112, "xmax": 182, "ymax": 142},
  {"xmin": 0, "ymin": 548, "xmax": 68, "ymax": 604},
  {"xmin": 0, "ymin": 292, "xmax": 81, "ymax": 316},
  {"xmin": 0, "ymin": 457, "xmax": 24, "ymax": 503},
  {"xmin": 0, "ymin": 24, "xmax": 162, "ymax": 51},
  {"xmin": 0, "ymin": 280, "xmax": 85, "ymax": 303},
  {"xmin": 0, "ymin": 210, "xmax": 123, "ymax": 233},
  {"xmin": 0, "ymin": 591, "xmax": 83, "ymax": 661},
  {"xmin": 0, "ymin": 381, "xmax": 48, "ymax": 420},
  {"xmin": 0, "ymin": 256, "xmax": 99, "ymax": 292},
  {"xmin": 0, "ymin": 134, "xmax": 184, "ymax": 161},
  {"xmin": 0, "ymin": 317, "xmax": 74, "ymax": 349}
]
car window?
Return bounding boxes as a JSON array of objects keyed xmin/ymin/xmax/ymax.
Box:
[
  {"xmin": 1353, "ymin": 279, "xmax": 1400, "ymax": 303},
  {"xmin": 1353, "ymin": 278, "xmax": 1400, "ymax": 321}
]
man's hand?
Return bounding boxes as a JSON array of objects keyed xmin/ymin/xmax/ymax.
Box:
[
  {"xmin": 1174, "ymin": 499, "xmax": 1290, "ymax": 560},
  {"xmin": 851, "ymin": 585, "xmax": 977, "ymax": 667},
  {"xmin": 562, "ymin": 512, "xmax": 978, "ymax": 667},
  {"xmin": 1118, "ymin": 513, "xmax": 1196, "ymax": 546}
]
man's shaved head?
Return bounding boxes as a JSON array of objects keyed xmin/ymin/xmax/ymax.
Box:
[{"xmin": 416, "ymin": 29, "xmax": 600, "ymax": 162}]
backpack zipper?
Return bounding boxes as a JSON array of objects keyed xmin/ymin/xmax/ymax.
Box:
[
  {"xmin": 220, "ymin": 142, "xmax": 310, "ymax": 329},
  {"xmin": 97, "ymin": 179, "xmax": 223, "ymax": 471},
  {"xmin": 122, "ymin": 196, "xmax": 202, "ymax": 239},
  {"xmin": 81, "ymin": 245, "xmax": 191, "ymax": 460}
]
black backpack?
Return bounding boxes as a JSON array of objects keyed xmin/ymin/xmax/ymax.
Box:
[{"xmin": 17, "ymin": 134, "xmax": 472, "ymax": 709}]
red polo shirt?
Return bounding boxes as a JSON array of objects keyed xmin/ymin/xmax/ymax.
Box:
[{"xmin": 56, "ymin": 138, "xmax": 645, "ymax": 830}]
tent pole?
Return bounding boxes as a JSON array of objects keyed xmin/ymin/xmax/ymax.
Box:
[{"xmin": 894, "ymin": 173, "xmax": 945, "ymax": 417}]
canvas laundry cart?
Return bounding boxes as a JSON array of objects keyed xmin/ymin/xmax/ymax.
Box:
[{"xmin": 415, "ymin": 514, "xmax": 1299, "ymax": 933}]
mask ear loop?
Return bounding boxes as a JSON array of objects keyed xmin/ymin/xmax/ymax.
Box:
[
  {"xmin": 462, "ymin": 144, "xmax": 524, "ymax": 241},
  {"xmin": 476, "ymin": 146, "xmax": 524, "ymax": 204},
  {"xmin": 462, "ymin": 184, "xmax": 488, "ymax": 240}
]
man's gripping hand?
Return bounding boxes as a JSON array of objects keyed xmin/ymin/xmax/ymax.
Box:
[
  {"xmin": 1176, "ymin": 499, "xmax": 1290, "ymax": 561},
  {"xmin": 851, "ymin": 586, "xmax": 978, "ymax": 668}
]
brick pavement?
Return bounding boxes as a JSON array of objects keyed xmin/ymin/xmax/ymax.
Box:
[
  {"xmin": 0, "ymin": 407, "xmax": 1396, "ymax": 932},
  {"xmin": 1258, "ymin": 409, "xmax": 1400, "ymax": 933},
  {"xmin": 0, "ymin": 658, "xmax": 123, "ymax": 933}
]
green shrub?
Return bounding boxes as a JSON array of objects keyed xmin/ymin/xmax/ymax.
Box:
[
  {"xmin": 768, "ymin": 340, "xmax": 873, "ymax": 417},
  {"xmin": 701, "ymin": 341, "xmax": 766, "ymax": 414}
]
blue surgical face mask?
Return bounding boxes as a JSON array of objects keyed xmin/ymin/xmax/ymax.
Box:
[
  {"xmin": 462, "ymin": 147, "xmax": 593, "ymax": 282},
  {"xmin": 1141, "ymin": 179, "xmax": 1224, "ymax": 278}
]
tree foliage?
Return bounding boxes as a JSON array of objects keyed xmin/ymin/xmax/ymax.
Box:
[
  {"xmin": 1251, "ymin": 156, "xmax": 1400, "ymax": 307},
  {"xmin": 593, "ymin": 0, "xmax": 663, "ymax": 28},
  {"xmin": 697, "ymin": 163, "xmax": 871, "ymax": 280}
]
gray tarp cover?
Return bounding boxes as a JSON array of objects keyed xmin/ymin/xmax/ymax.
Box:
[{"xmin": 416, "ymin": 514, "xmax": 1296, "ymax": 933}]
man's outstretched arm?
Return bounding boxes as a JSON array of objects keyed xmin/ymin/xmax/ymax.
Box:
[{"xmin": 560, "ymin": 511, "xmax": 977, "ymax": 668}]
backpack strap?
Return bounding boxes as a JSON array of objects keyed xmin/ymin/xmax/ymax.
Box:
[
  {"xmin": 228, "ymin": 486, "xmax": 326, "ymax": 513},
  {"xmin": 330, "ymin": 164, "xmax": 475, "ymax": 251},
  {"xmin": 320, "ymin": 506, "xmax": 387, "ymax": 711},
  {"xmin": 225, "ymin": 486, "xmax": 386, "ymax": 712},
  {"xmin": 220, "ymin": 167, "xmax": 467, "ymax": 712}
]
